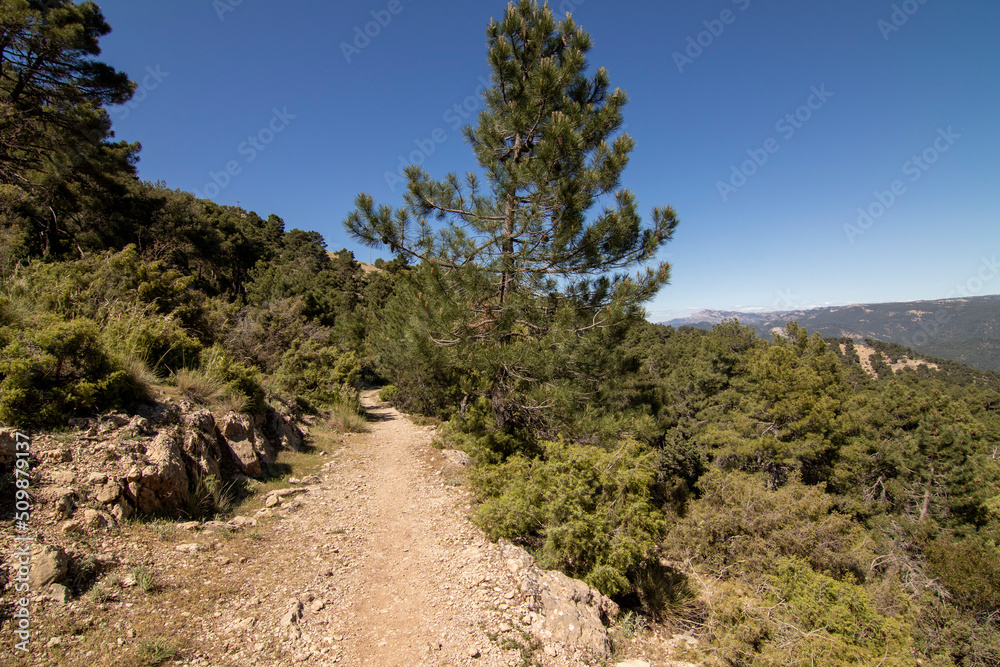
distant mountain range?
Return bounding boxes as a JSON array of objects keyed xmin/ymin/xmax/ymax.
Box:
[{"xmin": 660, "ymin": 295, "xmax": 1000, "ymax": 372}]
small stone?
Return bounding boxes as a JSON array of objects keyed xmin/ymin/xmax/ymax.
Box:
[
  {"xmin": 265, "ymin": 495, "xmax": 281, "ymax": 508},
  {"xmin": 310, "ymin": 599, "xmax": 326, "ymax": 612},
  {"xmin": 498, "ymin": 622, "xmax": 512, "ymax": 633},
  {"xmin": 87, "ymin": 472, "xmax": 109, "ymax": 485},
  {"xmin": 229, "ymin": 516, "xmax": 257, "ymax": 528},
  {"xmin": 614, "ymin": 661, "xmax": 650, "ymax": 667},
  {"xmin": 281, "ymin": 600, "xmax": 304, "ymax": 627},
  {"xmin": 46, "ymin": 637, "xmax": 62, "ymax": 648},
  {"xmin": 288, "ymin": 477, "xmax": 301, "ymax": 484},
  {"xmin": 47, "ymin": 584, "xmax": 71, "ymax": 603},
  {"xmin": 469, "ymin": 648, "xmax": 481, "ymax": 658},
  {"xmin": 175, "ymin": 543, "xmax": 200, "ymax": 554},
  {"xmin": 83, "ymin": 509, "xmax": 109, "ymax": 529},
  {"xmin": 60, "ymin": 519, "xmax": 85, "ymax": 534},
  {"xmin": 178, "ymin": 521, "xmax": 201, "ymax": 531},
  {"xmin": 544, "ymin": 645, "xmax": 558, "ymax": 657}
]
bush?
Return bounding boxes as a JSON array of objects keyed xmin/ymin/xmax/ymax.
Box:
[
  {"xmin": 664, "ymin": 468, "xmax": 871, "ymax": 582},
  {"xmin": 173, "ymin": 368, "xmax": 224, "ymax": 405},
  {"xmin": 200, "ymin": 345, "xmax": 266, "ymax": 414},
  {"xmin": 378, "ymin": 384, "xmax": 400, "ymax": 405},
  {"xmin": 0, "ymin": 317, "xmax": 145, "ymax": 427},
  {"xmin": 274, "ymin": 339, "xmax": 360, "ymax": 410},
  {"xmin": 472, "ymin": 437, "xmax": 666, "ymax": 603}
]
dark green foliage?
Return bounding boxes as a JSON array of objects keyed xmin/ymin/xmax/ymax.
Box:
[
  {"xmin": 472, "ymin": 437, "xmax": 667, "ymax": 601},
  {"xmin": 273, "ymin": 339, "xmax": 360, "ymax": 412},
  {"xmin": 0, "ymin": 316, "xmax": 142, "ymax": 426}
]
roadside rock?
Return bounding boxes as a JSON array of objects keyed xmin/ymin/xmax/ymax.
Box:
[
  {"xmin": 179, "ymin": 410, "xmax": 222, "ymax": 479},
  {"xmin": 29, "ymin": 544, "xmax": 69, "ymax": 589},
  {"xmin": 267, "ymin": 407, "xmax": 305, "ymax": 452},
  {"xmin": 501, "ymin": 541, "xmax": 618, "ymax": 659},
  {"xmin": 130, "ymin": 430, "xmax": 190, "ymax": 515},
  {"xmin": 0, "ymin": 428, "xmax": 16, "ymax": 466},
  {"xmin": 217, "ymin": 412, "xmax": 272, "ymax": 478}
]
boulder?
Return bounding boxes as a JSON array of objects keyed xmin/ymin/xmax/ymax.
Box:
[
  {"xmin": 217, "ymin": 413, "xmax": 272, "ymax": 477},
  {"xmin": 95, "ymin": 481, "xmax": 120, "ymax": 504},
  {"xmin": 180, "ymin": 410, "xmax": 222, "ymax": 479},
  {"xmin": 131, "ymin": 430, "xmax": 190, "ymax": 515},
  {"xmin": 266, "ymin": 408, "xmax": 305, "ymax": 452},
  {"xmin": 29, "ymin": 545, "xmax": 69, "ymax": 589},
  {"xmin": 500, "ymin": 541, "xmax": 618, "ymax": 659}
]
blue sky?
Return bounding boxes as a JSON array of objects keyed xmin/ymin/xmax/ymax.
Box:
[{"xmin": 94, "ymin": 0, "xmax": 999, "ymax": 321}]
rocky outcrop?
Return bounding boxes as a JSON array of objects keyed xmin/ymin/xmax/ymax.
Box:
[
  {"xmin": 500, "ymin": 541, "xmax": 619, "ymax": 659},
  {"xmin": 128, "ymin": 430, "xmax": 190, "ymax": 515},
  {"xmin": 266, "ymin": 407, "xmax": 305, "ymax": 452},
  {"xmin": 217, "ymin": 412, "xmax": 273, "ymax": 478},
  {"xmin": 180, "ymin": 410, "xmax": 222, "ymax": 479}
]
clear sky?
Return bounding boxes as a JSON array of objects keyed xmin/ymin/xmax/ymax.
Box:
[{"xmin": 93, "ymin": 0, "xmax": 999, "ymax": 321}]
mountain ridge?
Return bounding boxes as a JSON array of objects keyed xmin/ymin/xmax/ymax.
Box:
[{"xmin": 661, "ymin": 294, "xmax": 1000, "ymax": 372}]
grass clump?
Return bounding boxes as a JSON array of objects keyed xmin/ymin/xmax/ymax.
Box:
[
  {"xmin": 132, "ymin": 638, "xmax": 179, "ymax": 666},
  {"xmin": 328, "ymin": 401, "xmax": 370, "ymax": 433},
  {"xmin": 173, "ymin": 367, "xmax": 224, "ymax": 405}
]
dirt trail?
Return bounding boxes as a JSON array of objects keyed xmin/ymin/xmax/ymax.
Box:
[{"xmin": 206, "ymin": 392, "xmax": 560, "ymax": 667}]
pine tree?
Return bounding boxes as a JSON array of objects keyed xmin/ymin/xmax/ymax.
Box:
[
  {"xmin": 0, "ymin": 0, "xmax": 138, "ymax": 257},
  {"xmin": 346, "ymin": 0, "xmax": 678, "ymax": 430}
]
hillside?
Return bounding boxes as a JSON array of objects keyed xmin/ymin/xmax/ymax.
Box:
[{"xmin": 662, "ymin": 294, "xmax": 1000, "ymax": 371}]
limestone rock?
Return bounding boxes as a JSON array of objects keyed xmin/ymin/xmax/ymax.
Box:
[
  {"xmin": 500, "ymin": 541, "xmax": 618, "ymax": 659},
  {"xmin": 442, "ymin": 449, "xmax": 472, "ymax": 467},
  {"xmin": 83, "ymin": 509, "xmax": 110, "ymax": 529},
  {"xmin": 0, "ymin": 428, "xmax": 16, "ymax": 465},
  {"xmin": 59, "ymin": 519, "xmax": 84, "ymax": 534},
  {"xmin": 87, "ymin": 472, "xmax": 109, "ymax": 486},
  {"xmin": 131, "ymin": 430, "xmax": 190, "ymax": 515},
  {"xmin": 180, "ymin": 410, "xmax": 222, "ymax": 479},
  {"xmin": 217, "ymin": 412, "xmax": 272, "ymax": 477},
  {"xmin": 46, "ymin": 583, "xmax": 71, "ymax": 604},
  {"xmin": 52, "ymin": 488, "xmax": 75, "ymax": 519},
  {"xmin": 267, "ymin": 407, "xmax": 305, "ymax": 452},
  {"xmin": 95, "ymin": 481, "xmax": 120, "ymax": 504},
  {"xmin": 29, "ymin": 545, "xmax": 69, "ymax": 589},
  {"xmin": 280, "ymin": 599, "xmax": 304, "ymax": 626},
  {"xmin": 229, "ymin": 516, "xmax": 257, "ymax": 529}
]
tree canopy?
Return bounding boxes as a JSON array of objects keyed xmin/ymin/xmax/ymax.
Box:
[{"xmin": 346, "ymin": 0, "xmax": 677, "ymax": 430}]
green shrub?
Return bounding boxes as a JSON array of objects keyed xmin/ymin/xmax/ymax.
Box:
[
  {"xmin": 274, "ymin": 338, "xmax": 360, "ymax": 410},
  {"xmin": 707, "ymin": 557, "xmax": 914, "ymax": 667},
  {"xmin": 664, "ymin": 468, "xmax": 871, "ymax": 582},
  {"xmin": 378, "ymin": 383, "xmax": 400, "ymax": 405},
  {"xmin": 472, "ymin": 437, "xmax": 666, "ymax": 602},
  {"xmin": 100, "ymin": 300, "xmax": 202, "ymax": 376},
  {"xmin": 201, "ymin": 344, "xmax": 266, "ymax": 413},
  {"xmin": 0, "ymin": 316, "xmax": 145, "ymax": 427}
]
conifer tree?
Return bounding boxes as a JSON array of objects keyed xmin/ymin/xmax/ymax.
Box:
[
  {"xmin": 0, "ymin": 0, "xmax": 138, "ymax": 257},
  {"xmin": 346, "ymin": 0, "xmax": 678, "ymax": 430}
]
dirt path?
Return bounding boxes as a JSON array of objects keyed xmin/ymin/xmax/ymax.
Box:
[
  {"xmin": 3, "ymin": 394, "xmax": 623, "ymax": 667},
  {"xmin": 204, "ymin": 392, "xmax": 560, "ymax": 667}
]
